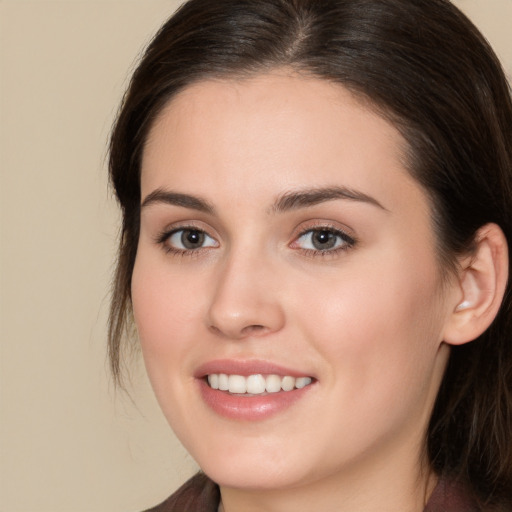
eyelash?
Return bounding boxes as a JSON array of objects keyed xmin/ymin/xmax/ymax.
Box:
[
  {"xmin": 155, "ymin": 225, "xmax": 357, "ymax": 258},
  {"xmin": 155, "ymin": 225, "xmax": 217, "ymax": 257},
  {"xmin": 292, "ymin": 226, "xmax": 357, "ymax": 257}
]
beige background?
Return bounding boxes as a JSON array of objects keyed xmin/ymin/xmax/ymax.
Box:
[{"xmin": 0, "ymin": 1, "xmax": 510, "ymax": 511}]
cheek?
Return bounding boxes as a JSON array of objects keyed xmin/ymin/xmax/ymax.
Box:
[
  {"xmin": 295, "ymin": 250, "xmax": 445, "ymax": 397},
  {"xmin": 131, "ymin": 255, "xmax": 200, "ymax": 375},
  {"xmin": 131, "ymin": 256, "xmax": 208, "ymax": 434}
]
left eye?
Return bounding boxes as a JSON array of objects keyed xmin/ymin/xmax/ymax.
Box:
[
  {"xmin": 295, "ymin": 228, "xmax": 353, "ymax": 251},
  {"xmin": 166, "ymin": 228, "xmax": 217, "ymax": 250}
]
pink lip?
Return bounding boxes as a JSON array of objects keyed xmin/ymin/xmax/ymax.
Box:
[
  {"xmin": 195, "ymin": 359, "xmax": 315, "ymax": 421},
  {"xmin": 195, "ymin": 359, "xmax": 312, "ymax": 378}
]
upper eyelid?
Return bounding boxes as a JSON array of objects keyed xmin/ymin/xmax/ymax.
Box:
[
  {"xmin": 171, "ymin": 228, "xmax": 217, "ymax": 244},
  {"xmin": 292, "ymin": 220, "xmax": 356, "ymax": 240},
  {"xmin": 156, "ymin": 220, "xmax": 216, "ymax": 238},
  {"xmin": 298, "ymin": 226, "xmax": 352, "ymax": 238},
  {"xmin": 293, "ymin": 227, "xmax": 356, "ymax": 245}
]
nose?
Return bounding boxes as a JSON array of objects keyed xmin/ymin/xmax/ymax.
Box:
[{"xmin": 206, "ymin": 250, "xmax": 285, "ymax": 340}]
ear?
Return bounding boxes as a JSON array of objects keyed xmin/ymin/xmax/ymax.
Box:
[{"xmin": 443, "ymin": 223, "xmax": 509, "ymax": 346}]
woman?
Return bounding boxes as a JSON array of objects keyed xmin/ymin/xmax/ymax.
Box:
[{"xmin": 108, "ymin": 0, "xmax": 512, "ymax": 510}]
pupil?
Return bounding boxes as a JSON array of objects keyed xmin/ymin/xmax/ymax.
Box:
[
  {"xmin": 313, "ymin": 230, "xmax": 335, "ymax": 250},
  {"xmin": 182, "ymin": 230, "xmax": 204, "ymax": 249}
]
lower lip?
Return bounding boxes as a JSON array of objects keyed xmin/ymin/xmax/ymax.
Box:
[{"xmin": 198, "ymin": 379, "xmax": 313, "ymax": 421}]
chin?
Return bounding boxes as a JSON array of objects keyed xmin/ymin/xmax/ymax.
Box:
[
  {"xmin": 202, "ymin": 461, "xmax": 308, "ymax": 491},
  {"xmin": 180, "ymin": 434, "xmax": 302, "ymax": 490}
]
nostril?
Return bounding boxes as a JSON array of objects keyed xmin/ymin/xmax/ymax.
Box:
[
  {"xmin": 209, "ymin": 325, "xmax": 223, "ymax": 336},
  {"xmin": 208, "ymin": 323, "xmax": 267, "ymax": 339},
  {"xmin": 241, "ymin": 325, "xmax": 266, "ymax": 336}
]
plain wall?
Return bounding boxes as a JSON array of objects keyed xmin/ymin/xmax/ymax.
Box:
[{"xmin": 0, "ymin": 1, "xmax": 511, "ymax": 511}]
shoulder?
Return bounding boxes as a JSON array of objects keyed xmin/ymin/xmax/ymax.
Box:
[{"xmin": 143, "ymin": 472, "xmax": 220, "ymax": 512}]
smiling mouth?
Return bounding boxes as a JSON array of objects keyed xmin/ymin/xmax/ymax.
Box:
[{"xmin": 207, "ymin": 374, "xmax": 313, "ymax": 395}]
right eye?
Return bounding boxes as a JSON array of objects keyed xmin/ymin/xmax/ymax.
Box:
[{"xmin": 163, "ymin": 228, "xmax": 218, "ymax": 252}]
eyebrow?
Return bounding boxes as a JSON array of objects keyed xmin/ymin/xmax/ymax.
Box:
[
  {"xmin": 140, "ymin": 185, "xmax": 387, "ymax": 215},
  {"xmin": 272, "ymin": 186, "xmax": 388, "ymax": 213},
  {"xmin": 141, "ymin": 188, "xmax": 215, "ymax": 214}
]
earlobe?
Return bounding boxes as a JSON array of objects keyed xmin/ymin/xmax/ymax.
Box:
[{"xmin": 443, "ymin": 223, "xmax": 509, "ymax": 346}]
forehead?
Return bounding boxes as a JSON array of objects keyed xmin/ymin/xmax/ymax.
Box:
[{"xmin": 140, "ymin": 72, "xmax": 421, "ymax": 212}]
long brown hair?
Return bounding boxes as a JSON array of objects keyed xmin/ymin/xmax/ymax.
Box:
[{"xmin": 108, "ymin": 0, "xmax": 512, "ymax": 507}]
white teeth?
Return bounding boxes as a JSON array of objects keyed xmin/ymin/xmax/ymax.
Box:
[
  {"xmin": 228, "ymin": 375, "xmax": 247, "ymax": 394},
  {"xmin": 265, "ymin": 374, "xmax": 282, "ymax": 393},
  {"xmin": 246, "ymin": 374, "xmax": 266, "ymax": 394},
  {"xmin": 206, "ymin": 373, "xmax": 313, "ymax": 394},
  {"xmin": 218, "ymin": 373, "xmax": 229, "ymax": 391},
  {"xmin": 295, "ymin": 377, "xmax": 312, "ymax": 389},
  {"xmin": 281, "ymin": 376, "xmax": 295, "ymax": 391},
  {"xmin": 207, "ymin": 374, "xmax": 219, "ymax": 390}
]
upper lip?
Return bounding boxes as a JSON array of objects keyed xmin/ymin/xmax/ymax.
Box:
[{"xmin": 195, "ymin": 359, "xmax": 314, "ymax": 379}]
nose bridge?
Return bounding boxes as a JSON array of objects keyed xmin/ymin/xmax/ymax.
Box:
[{"xmin": 206, "ymin": 241, "xmax": 285, "ymax": 339}]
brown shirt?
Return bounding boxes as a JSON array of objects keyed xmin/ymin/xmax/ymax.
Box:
[{"xmin": 145, "ymin": 472, "xmax": 480, "ymax": 512}]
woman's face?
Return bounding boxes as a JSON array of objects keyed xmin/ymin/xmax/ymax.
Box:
[{"xmin": 133, "ymin": 73, "xmax": 458, "ymax": 492}]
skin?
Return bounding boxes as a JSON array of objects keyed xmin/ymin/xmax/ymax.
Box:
[{"xmin": 132, "ymin": 72, "xmax": 464, "ymax": 512}]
